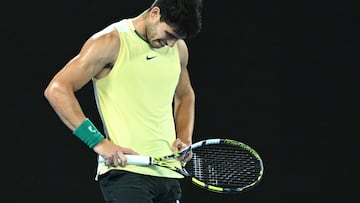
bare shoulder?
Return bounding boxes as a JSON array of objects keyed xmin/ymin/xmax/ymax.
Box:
[
  {"xmin": 177, "ymin": 39, "xmax": 188, "ymax": 54},
  {"xmin": 77, "ymin": 24, "xmax": 121, "ymax": 78},
  {"xmin": 86, "ymin": 24, "xmax": 120, "ymax": 59},
  {"xmin": 176, "ymin": 39, "xmax": 189, "ymax": 68},
  {"xmin": 91, "ymin": 23, "xmax": 120, "ymax": 42}
]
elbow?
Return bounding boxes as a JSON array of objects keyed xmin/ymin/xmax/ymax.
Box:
[
  {"xmin": 175, "ymin": 88, "xmax": 195, "ymax": 107},
  {"xmin": 184, "ymin": 88, "xmax": 195, "ymax": 104},
  {"xmin": 43, "ymin": 85, "xmax": 51, "ymax": 101},
  {"xmin": 44, "ymin": 82, "xmax": 63, "ymax": 104}
]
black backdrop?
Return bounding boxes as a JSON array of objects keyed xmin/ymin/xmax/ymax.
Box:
[{"xmin": 3, "ymin": 0, "xmax": 358, "ymax": 202}]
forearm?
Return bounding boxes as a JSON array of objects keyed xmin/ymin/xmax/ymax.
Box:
[
  {"xmin": 45, "ymin": 85, "xmax": 107, "ymax": 149},
  {"xmin": 174, "ymin": 91, "xmax": 195, "ymax": 145},
  {"xmin": 44, "ymin": 83, "xmax": 87, "ymax": 131}
]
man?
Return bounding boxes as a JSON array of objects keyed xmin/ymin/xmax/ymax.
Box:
[{"xmin": 44, "ymin": 0, "xmax": 203, "ymax": 202}]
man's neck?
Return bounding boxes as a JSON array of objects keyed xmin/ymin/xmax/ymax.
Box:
[{"xmin": 131, "ymin": 11, "xmax": 148, "ymax": 40}]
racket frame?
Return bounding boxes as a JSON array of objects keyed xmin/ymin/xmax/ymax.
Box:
[{"xmin": 98, "ymin": 138, "xmax": 264, "ymax": 193}]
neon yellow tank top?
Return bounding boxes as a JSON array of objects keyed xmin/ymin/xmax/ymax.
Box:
[{"xmin": 94, "ymin": 19, "xmax": 183, "ymax": 179}]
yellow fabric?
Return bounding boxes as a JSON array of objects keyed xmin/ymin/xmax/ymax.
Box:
[{"xmin": 93, "ymin": 19, "xmax": 183, "ymax": 179}]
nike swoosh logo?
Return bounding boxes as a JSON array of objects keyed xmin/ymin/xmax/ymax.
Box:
[{"xmin": 146, "ymin": 56, "xmax": 157, "ymax": 60}]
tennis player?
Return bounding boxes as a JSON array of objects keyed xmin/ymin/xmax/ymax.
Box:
[{"xmin": 44, "ymin": 0, "xmax": 203, "ymax": 202}]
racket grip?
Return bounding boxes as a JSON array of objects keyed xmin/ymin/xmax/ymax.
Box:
[
  {"xmin": 98, "ymin": 155, "xmax": 152, "ymax": 165},
  {"xmin": 125, "ymin": 155, "xmax": 152, "ymax": 165}
]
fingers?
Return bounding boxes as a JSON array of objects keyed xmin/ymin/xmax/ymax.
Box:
[
  {"xmin": 104, "ymin": 151, "xmax": 127, "ymax": 167},
  {"xmin": 95, "ymin": 141, "xmax": 138, "ymax": 167},
  {"xmin": 122, "ymin": 147, "xmax": 139, "ymax": 155},
  {"xmin": 183, "ymin": 151, "xmax": 193, "ymax": 163},
  {"xmin": 172, "ymin": 138, "xmax": 188, "ymax": 151},
  {"xmin": 117, "ymin": 153, "xmax": 127, "ymax": 167}
]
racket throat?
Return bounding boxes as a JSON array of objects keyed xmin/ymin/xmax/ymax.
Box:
[{"xmin": 178, "ymin": 168, "xmax": 190, "ymax": 177}]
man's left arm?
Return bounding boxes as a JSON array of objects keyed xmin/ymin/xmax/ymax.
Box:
[{"xmin": 173, "ymin": 40, "xmax": 195, "ymax": 149}]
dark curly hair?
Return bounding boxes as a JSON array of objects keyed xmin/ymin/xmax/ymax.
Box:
[{"xmin": 149, "ymin": 0, "xmax": 203, "ymax": 39}]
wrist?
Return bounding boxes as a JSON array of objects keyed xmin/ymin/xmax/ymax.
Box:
[{"xmin": 73, "ymin": 118, "xmax": 105, "ymax": 148}]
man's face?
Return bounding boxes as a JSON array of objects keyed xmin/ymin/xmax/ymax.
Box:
[
  {"xmin": 146, "ymin": 21, "xmax": 181, "ymax": 48},
  {"xmin": 145, "ymin": 7, "xmax": 185, "ymax": 48}
]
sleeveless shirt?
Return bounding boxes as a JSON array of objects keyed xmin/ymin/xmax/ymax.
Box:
[{"xmin": 94, "ymin": 19, "xmax": 183, "ymax": 179}]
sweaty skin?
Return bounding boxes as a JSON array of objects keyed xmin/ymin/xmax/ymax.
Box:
[{"xmin": 44, "ymin": 7, "xmax": 195, "ymax": 166}]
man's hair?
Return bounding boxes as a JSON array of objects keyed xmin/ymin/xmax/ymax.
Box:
[{"xmin": 149, "ymin": 0, "xmax": 203, "ymax": 39}]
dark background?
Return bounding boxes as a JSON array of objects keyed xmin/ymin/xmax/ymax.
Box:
[{"xmin": 3, "ymin": 0, "xmax": 358, "ymax": 202}]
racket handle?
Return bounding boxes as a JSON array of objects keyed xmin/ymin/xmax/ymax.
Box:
[
  {"xmin": 98, "ymin": 155, "xmax": 152, "ymax": 165},
  {"xmin": 126, "ymin": 155, "xmax": 152, "ymax": 165}
]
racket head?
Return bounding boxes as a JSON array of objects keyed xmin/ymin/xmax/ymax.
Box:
[{"xmin": 183, "ymin": 138, "xmax": 264, "ymax": 193}]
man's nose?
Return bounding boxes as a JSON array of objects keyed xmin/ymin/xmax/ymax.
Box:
[{"xmin": 166, "ymin": 39, "xmax": 177, "ymax": 47}]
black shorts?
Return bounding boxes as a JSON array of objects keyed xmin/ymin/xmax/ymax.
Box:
[{"xmin": 98, "ymin": 170, "xmax": 182, "ymax": 203}]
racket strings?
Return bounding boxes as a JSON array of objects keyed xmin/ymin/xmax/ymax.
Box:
[{"xmin": 185, "ymin": 144, "xmax": 262, "ymax": 188}]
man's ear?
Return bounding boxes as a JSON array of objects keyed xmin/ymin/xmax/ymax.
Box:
[{"xmin": 149, "ymin": 6, "xmax": 161, "ymax": 19}]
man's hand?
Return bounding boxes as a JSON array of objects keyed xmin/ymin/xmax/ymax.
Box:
[
  {"xmin": 93, "ymin": 139, "xmax": 138, "ymax": 167},
  {"xmin": 172, "ymin": 138, "xmax": 193, "ymax": 163}
]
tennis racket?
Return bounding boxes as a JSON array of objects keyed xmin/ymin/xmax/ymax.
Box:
[{"xmin": 99, "ymin": 138, "xmax": 264, "ymax": 193}]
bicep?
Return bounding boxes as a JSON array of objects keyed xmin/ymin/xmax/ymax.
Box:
[
  {"xmin": 175, "ymin": 67, "xmax": 193, "ymax": 99},
  {"xmin": 50, "ymin": 29, "xmax": 119, "ymax": 92},
  {"xmin": 175, "ymin": 40, "xmax": 193, "ymax": 99}
]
